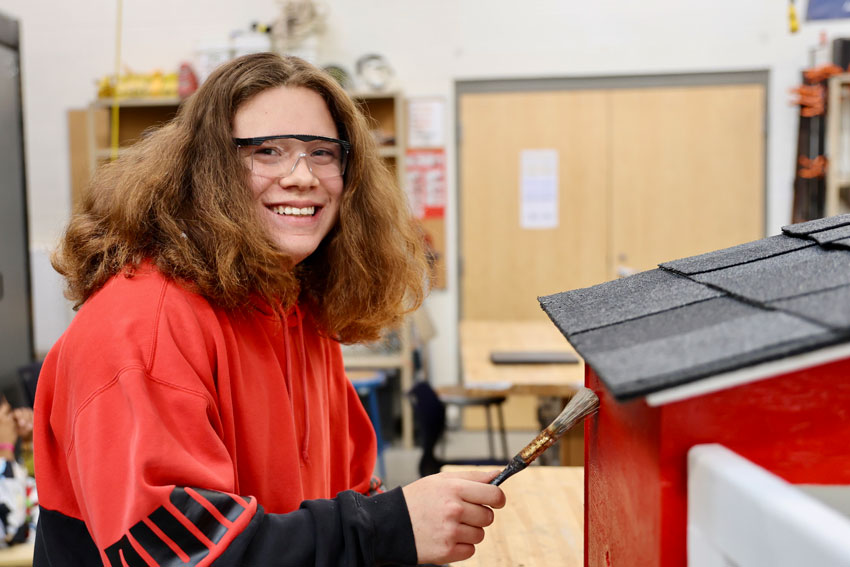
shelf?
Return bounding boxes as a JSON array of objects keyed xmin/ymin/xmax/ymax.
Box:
[
  {"xmin": 826, "ymin": 75, "xmax": 850, "ymax": 216},
  {"xmin": 94, "ymin": 148, "xmax": 125, "ymax": 159},
  {"xmin": 343, "ymin": 355, "xmax": 407, "ymax": 368},
  {"xmin": 92, "ymin": 97, "xmax": 182, "ymax": 108},
  {"xmin": 832, "ymin": 73, "xmax": 850, "ymax": 85},
  {"xmin": 378, "ymin": 146, "xmax": 400, "ymax": 159},
  {"xmin": 349, "ymin": 90, "xmax": 402, "ymax": 101}
]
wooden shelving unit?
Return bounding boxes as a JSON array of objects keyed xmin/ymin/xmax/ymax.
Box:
[
  {"xmin": 87, "ymin": 98, "xmax": 180, "ymax": 160},
  {"xmin": 341, "ymin": 91, "xmax": 417, "ymax": 449},
  {"xmin": 351, "ymin": 91, "xmax": 405, "ymax": 174},
  {"xmin": 826, "ymin": 73, "xmax": 850, "ymax": 216},
  {"xmin": 68, "ymin": 97, "xmax": 180, "ymax": 209}
]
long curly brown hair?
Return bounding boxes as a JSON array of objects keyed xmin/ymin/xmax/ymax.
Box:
[{"xmin": 53, "ymin": 53, "xmax": 427, "ymax": 343}]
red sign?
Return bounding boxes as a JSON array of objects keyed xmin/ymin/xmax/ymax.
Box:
[{"xmin": 405, "ymin": 149, "xmax": 446, "ymax": 220}]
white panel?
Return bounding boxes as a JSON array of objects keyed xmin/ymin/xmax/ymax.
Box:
[
  {"xmin": 688, "ymin": 444, "xmax": 850, "ymax": 567},
  {"xmin": 799, "ymin": 485, "xmax": 850, "ymax": 520},
  {"xmin": 688, "ymin": 526, "xmax": 735, "ymax": 567}
]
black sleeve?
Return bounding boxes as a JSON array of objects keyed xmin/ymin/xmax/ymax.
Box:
[{"xmin": 220, "ymin": 487, "xmax": 418, "ymax": 567}]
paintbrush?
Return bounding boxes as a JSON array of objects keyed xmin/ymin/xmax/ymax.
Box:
[{"xmin": 490, "ymin": 387, "xmax": 599, "ymax": 486}]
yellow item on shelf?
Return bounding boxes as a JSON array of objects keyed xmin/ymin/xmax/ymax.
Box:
[
  {"xmin": 96, "ymin": 76, "xmax": 114, "ymax": 98},
  {"xmin": 97, "ymin": 70, "xmax": 180, "ymax": 100},
  {"xmin": 789, "ymin": 0, "xmax": 800, "ymax": 34}
]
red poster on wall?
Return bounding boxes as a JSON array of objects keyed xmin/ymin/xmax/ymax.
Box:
[
  {"xmin": 405, "ymin": 148, "xmax": 446, "ymax": 220},
  {"xmin": 405, "ymin": 148, "xmax": 447, "ymax": 289}
]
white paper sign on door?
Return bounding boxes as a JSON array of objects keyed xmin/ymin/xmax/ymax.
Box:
[{"xmin": 519, "ymin": 149, "xmax": 559, "ymax": 229}]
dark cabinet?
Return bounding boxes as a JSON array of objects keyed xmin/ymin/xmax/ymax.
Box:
[{"xmin": 0, "ymin": 11, "xmax": 34, "ymax": 403}]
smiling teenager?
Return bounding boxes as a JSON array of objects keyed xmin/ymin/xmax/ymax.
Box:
[{"xmin": 32, "ymin": 53, "xmax": 504, "ymax": 567}]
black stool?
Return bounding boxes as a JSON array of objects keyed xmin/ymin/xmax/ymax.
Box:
[
  {"xmin": 408, "ymin": 381, "xmax": 508, "ymax": 477},
  {"xmin": 437, "ymin": 389, "xmax": 508, "ymax": 460}
]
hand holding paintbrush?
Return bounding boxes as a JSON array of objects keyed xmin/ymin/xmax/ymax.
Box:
[{"xmin": 490, "ymin": 387, "xmax": 599, "ymax": 486}]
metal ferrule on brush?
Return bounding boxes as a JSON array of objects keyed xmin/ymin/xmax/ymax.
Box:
[
  {"xmin": 490, "ymin": 430, "xmax": 558, "ymax": 486},
  {"xmin": 519, "ymin": 430, "xmax": 558, "ymax": 462}
]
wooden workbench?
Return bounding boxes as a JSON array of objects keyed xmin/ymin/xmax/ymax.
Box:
[
  {"xmin": 0, "ymin": 542, "xmax": 33, "ymax": 566},
  {"xmin": 460, "ymin": 320, "xmax": 584, "ymax": 395},
  {"xmin": 447, "ymin": 466, "xmax": 584, "ymax": 567}
]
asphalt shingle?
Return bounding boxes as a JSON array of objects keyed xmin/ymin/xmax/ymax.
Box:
[
  {"xmin": 768, "ymin": 285, "xmax": 850, "ymax": 330},
  {"xmin": 692, "ymin": 246, "xmax": 850, "ymax": 303},
  {"xmin": 806, "ymin": 224, "xmax": 850, "ymax": 245},
  {"xmin": 565, "ymin": 297, "xmax": 838, "ymax": 399},
  {"xmin": 538, "ymin": 269, "xmax": 722, "ymax": 337},
  {"xmin": 659, "ymin": 234, "xmax": 814, "ymax": 276},
  {"xmin": 831, "ymin": 237, "xmax": 850, "ymax": 251},
  {"xmin": 539, "ymin": 214, "xmax": 850, "ymax": 402},
  {"xmin": 781, "ymin": 213, "xmax": 850, "ymax": 237}
]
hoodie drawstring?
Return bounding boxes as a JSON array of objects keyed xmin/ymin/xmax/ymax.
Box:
[
  {"xmin": 294, "ymin": 304, "xmax": 310, "ymax": 462},
  {"xmin": 282, "ymin": 304, "xmax": 311, "ymax": 463},
  {"xmin": 282, "ymin": 315, "xmax": 294, "ymax": 396}
]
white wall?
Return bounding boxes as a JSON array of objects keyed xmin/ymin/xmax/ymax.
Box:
[{"xmin": 3, "ymin": 0, "xmax": 849, "ymax": 384}]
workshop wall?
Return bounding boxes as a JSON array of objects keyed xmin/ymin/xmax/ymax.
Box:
[{"xmin": 4, "ymin": 0, "xmax": 850, "ymax": 386}]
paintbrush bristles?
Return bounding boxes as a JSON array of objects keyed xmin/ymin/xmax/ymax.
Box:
[
  {"xmin": 517, "ymin": 387, "xmax": 599, "ymax": 464},
  {"xmin": 548, "ymin": 387, "xmax": 600, "ymax": 437},
  {"xmin": 491, "ymin": 386, "xmax": 600, "ymax": 485}
]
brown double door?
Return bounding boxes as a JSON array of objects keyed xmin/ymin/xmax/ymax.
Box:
[{"xmin": 460, "ymin": 81, "xmax": 766, "ymax": 322}]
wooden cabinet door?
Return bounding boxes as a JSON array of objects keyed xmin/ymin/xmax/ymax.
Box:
[
  {"xmin": 459, "ymin": 90, "xmax": 611, "ymax": 322},
  {"xmin": 610, "ymin": 85, "xmax": 765, "ymax": 276}
]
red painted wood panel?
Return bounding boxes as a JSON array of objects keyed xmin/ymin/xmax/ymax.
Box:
[
  {"xmin": 585, "ymin": 356, "xmax": 850, "ymax": 567},
  {"xmin": 585, "ymin": 369, "xmax": 662, "ymax": 567}
]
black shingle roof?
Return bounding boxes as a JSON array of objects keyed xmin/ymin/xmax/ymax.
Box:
[{"xmin": 539, "ymin": 214, "xmax": 850, "ymax": 401}]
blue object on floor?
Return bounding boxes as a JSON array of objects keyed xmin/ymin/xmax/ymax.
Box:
[{"xmin": 349, "ymin": 371, "xmax": 387, "ymax": 480}]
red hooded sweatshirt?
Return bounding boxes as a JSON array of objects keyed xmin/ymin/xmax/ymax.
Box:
[{"xmin": 33, "ymin": 265, "xmax": 417, "ymax": 566}]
